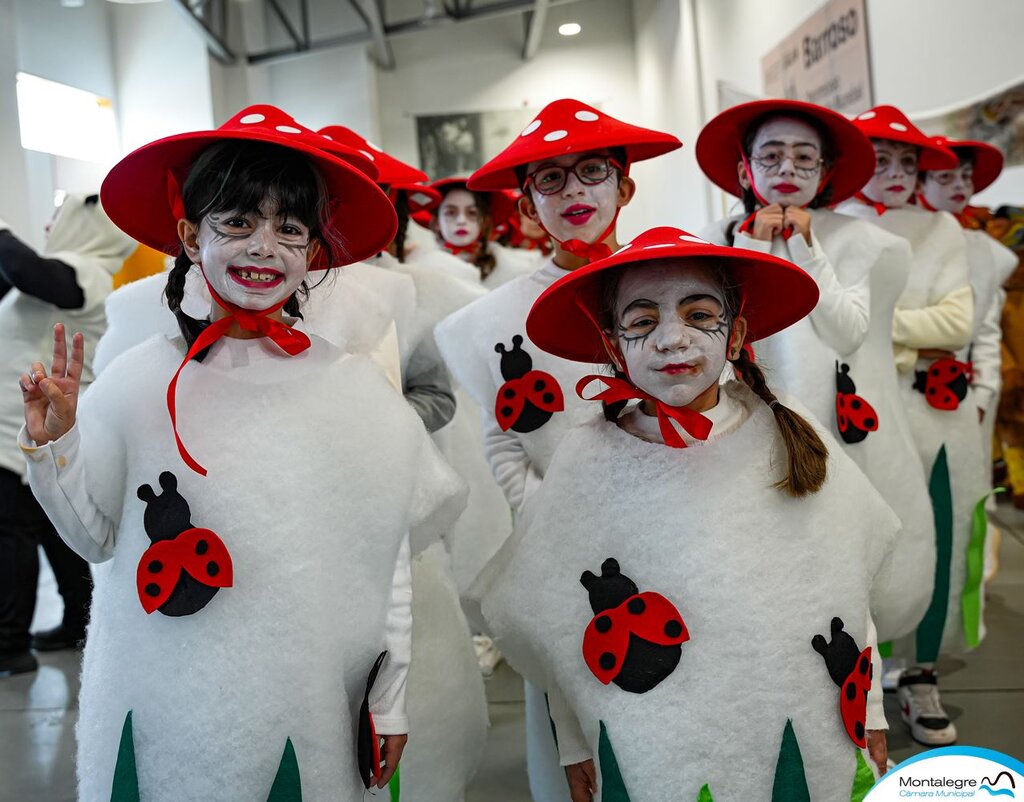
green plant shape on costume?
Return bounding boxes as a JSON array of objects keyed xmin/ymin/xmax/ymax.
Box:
[
  {"xmin": 388, "ymin": 763, "xmax": 401, "ymax": 801},
  {"xmin": 771, "ymin": 719, "xmax": 810, "ymax": 802},
  {"xmin": 963, "ymin": 489, "xmax": 1003, "ymax": 647},
  {"xmin": 850, "ymin": 747, "xmax": 875, "ymax": 801},
  {"xmin": 266, "ymin": 737, "xmax": 302, "ymax": 801},
  {"xmin": 598, "ymin": 720, "xmax": 632, "ymax": 802},
  {"xmin": 917, "ymin": 446, "xmax": 953, "ymax": 663},
  {"xmin": 110, "ymin": 711, "xmax": 140, "ymax": 802},
  {"xmin": 698, "ymin": 782, "xmax": 716, "ymax": 801}
]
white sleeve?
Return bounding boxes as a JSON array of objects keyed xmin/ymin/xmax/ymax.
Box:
[
  {"xmin": 787, "ymin": 234, "xmax": 870, "ymax": 357},
  {"xmin": 865, "ymin": 613, "xmax": 888, "ymax": 731},
  {"xmin": 970, "ymin": 287, "xmax": 1006, "ymax": 411},
  {"xmin": 547, "ymin": 680, "xmax": 593, "ymax": 766},
  {"xmin": 19, "ymin": 423, "xmax": 118, "ymax": 563},
  {"xmin": 482, "ymin": 410, "xmax": 533, "ymax": 514},
  {"xmin": 892, "ymin": 285, "xmax": 974, "ymax": 351},
  {"xmin": 369, "ymin": 534, "xmax": 413, "ymax": 735},
  {"xmin": 733, "ymin": 230, "xmax": 773, "ymax": 254}
]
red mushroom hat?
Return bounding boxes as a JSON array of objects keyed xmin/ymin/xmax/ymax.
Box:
[
  {"xmin": 526, "ymin": 226, "xmax": 819, "ymax": 364},
  {"xmin": 391, "ymin": 183, "xmax": 442, "ymax": 214},
  {"xmin": 101, "ymin": 105, "xmax": 397, "ymax": 270},
  {"xmin": 431, "ymin": 177, "xmax": 516, "ymax": 226},
  {"xmin": 467, "ymin": 99, "xmax": 682, "ymax": 191},
  {"xmin": 695, "ymin": 98, "xmax": 876, "ymax": 204},
  {"xmin": 849, "ymin": 105, "xmax": 958, "ymax": 170},
  {"xmin": 926, "ymin": 135, "xmax": 1004, "ymax": 192},
  {"xmin": 317, "ymin": 125, "xmax": 428, "ymax": 186}
]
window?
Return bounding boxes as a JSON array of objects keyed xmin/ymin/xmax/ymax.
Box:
[{"xmin": 15, "ymin": 72, "xmax": 118, "ymax": 163}]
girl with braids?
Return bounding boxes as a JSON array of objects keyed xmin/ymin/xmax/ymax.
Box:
[
  {"xmin": 432, "ymin": 177, "xmax": 537, "ymax": 288},
  {"xmin": 695, "ymin": 100, "xmax": 938, "ymax": 654},
  {"xmin": 472, "ymin": 227, "xmax": 897, "ymax": 802},
  {"xmin": 16, "ymin": 107, "xmax": 464, "ymax": 800}
]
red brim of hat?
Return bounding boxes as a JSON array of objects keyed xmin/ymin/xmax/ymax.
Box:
[
  {"xmin": 101, "ymin": 129, "xmax": 397, "ymax": 270},
  {"xmin": 951, "ymin": 140, "xmax": 1004, "ymax": 193},
  {"xmin": 526, "ymin": 228, "xmax": 820, "ymax": 364},
  {"xmin": 391, "ymin": 183, "xmax": 441, "ymax": 214},
  {"xmin": 695, "ymin": 99, "xmax": 876, "ymax": 204},
  {"xmin": 467, "ymin": 131, "xmax": 681, "ymax": 191}
]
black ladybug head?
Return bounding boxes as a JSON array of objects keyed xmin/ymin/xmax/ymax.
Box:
[
  {"xmin": 494, "ymin": 335, "xmax": 532, "ymax": 381},
  {"xmin": 836, "ymin": 362, "xmax": 857, "ymax": 395},
  {"xmin": 580, "ymin": 558, "xmax": 640, "ymax": 614},
  {"xmin": 137, "ymin": 471, "xmax": 193, "ymax": 543},
  {"xmin": 811, "ymin": 617, "xmax": 864, "ymax": 688}
]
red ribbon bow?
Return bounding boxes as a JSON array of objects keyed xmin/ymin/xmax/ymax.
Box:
[
  {"xmin": 561, "ymin": 238, "xmax": 613, "ymax": 262},
  {"xmin": 915, "ymin": 192, "xmax": 971, "ymax": 227},
  {"xmin": 576, "ymin": 375, "xmax": 713, "ymax": 448},
  {"xmin": 443, "ymin": 240, "xmax": 481, "ymax": 258},
  {"xmin": 853, "ymin": 191, "xmax": 891, "ymax": 216},
  {"xmin": 167, "ymin": 283, "xmax": 311, "ymax": 477}
]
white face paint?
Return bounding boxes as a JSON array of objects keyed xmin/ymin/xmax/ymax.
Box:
[
  {"xmin": 920, "ymin": 157, "xmax": 975, "ymax": 215},
  {"xmin": 862, "ymin": 139, "xmax": 918, "ymax": 208},
  {"xmin": 526, "ymin": 150, "xmax": 620, "ymax": 244},
  {"xmin": 438, "ymin": 188, "xmax": 482, "ymax": 248},
  {"xmin": 195, "ymin": 203, "xmax": 310, "ymax": 310},
  {"xmin": 613, "ymin": 261, "xmax": 732, "ymax": 408},
  {"xmin": 742, "ymin": 116, "xmax": 824, "ymax": 208}
]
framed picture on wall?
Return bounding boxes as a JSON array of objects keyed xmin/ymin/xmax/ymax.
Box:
[{"xmin": 415, "ymin": 108, "xmax": 539, "ymax": 179}]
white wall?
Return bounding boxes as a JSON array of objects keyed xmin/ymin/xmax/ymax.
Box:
[{"xmin": 0, "ymin": 0, "xmax": 33, "ymax": 241}]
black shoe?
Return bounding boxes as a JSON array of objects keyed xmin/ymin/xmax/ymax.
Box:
[
  {"xmin": 30, "ymin": 624, "xmax": 86, "ymax": 652},
  {"xmin": 0, "ymin": 651, "xmax": 38, "ymax": 678}
]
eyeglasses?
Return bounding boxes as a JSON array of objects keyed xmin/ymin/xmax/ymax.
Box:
[
  {"xmin": 925, "ymin": 167, "xmax": 974, "ymax": 186},
  {"xmin": 873, "ymin": 153, "xmax": 918, "ymax": 175},
  {"xmin": 749, "ymin": 149, "xmax": 823, "ymax": 178},
  {"xmin": 526, "ymin": 156, "xmax": 622, "ymax": 195}
]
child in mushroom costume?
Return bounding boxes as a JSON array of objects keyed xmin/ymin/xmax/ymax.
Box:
[
  {"xmin": 435, "ymin": 98, "xmax": 681, "ymax": 802},
  {"xmin": 695, "ymin": 99, "xmax": 935, "ymax": 648},
  {"xmin": 473, "ymin": 226, "xmax": 895, "ymax": 801},
  {"xmin": 17, "ymin": 106, "xmax": 464, "ymax": 800},
  {"xmin": 836, "ymin": 105, "xmax": 985, "ymax": 747}
]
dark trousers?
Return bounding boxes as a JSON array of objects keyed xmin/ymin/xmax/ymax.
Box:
[{"xmin": 0, "ymin": 467, "xmax": 92, "ymax": 653}]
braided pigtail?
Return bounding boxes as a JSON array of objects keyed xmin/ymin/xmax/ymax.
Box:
[
  {"xmin": 733, "ymin": 348, "xmax": 828, "ymax": 496},
  {"xmin": 164, "ymin": 253, "xmax": 212, "ymax": 358},
  {"xmin": 476, "ymin": 225, "xmax": 497, "ymax": 280}
]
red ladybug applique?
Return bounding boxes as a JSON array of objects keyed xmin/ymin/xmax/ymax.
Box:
[
  {"xmin": 580, "ymin": 558, "xmax": 689, "ymax": 694},
  {"xmin": 135, "ymin": 472, "xmax": 233, "ymax": 617},
  {"xmin": 494, "ymin": 335, "xmax": 564, "ymax": 433},
  {"xmin": 835, "ymin": 362, "xmax": 879, "ymax": 444},
  {"xmin": 913, "ymin": 357, "xmax": 971, "ymax": 411},
  {"xmin": 812, "ymin": 617, "xmax": 872, "ymax": 748}
]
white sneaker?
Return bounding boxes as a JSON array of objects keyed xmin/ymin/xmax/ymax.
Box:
[
  {"xmin": 472, "ymin": 635, "xmax": 504, "ymax": 678},
  {"xmin": 897, "ymin": 668, "xmax": 958, "ymax": 746}
]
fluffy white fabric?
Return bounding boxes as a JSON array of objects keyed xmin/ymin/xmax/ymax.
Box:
[
  {"xmin": 836, "ymin": 202, "xmax": 988, "ymax": 658},
  {"xmin": 22, "ymin": 333, "xmax": 463, "ymax": 801},
  {"xmin": 400, "ymin": 543, "xmax": 488, "ymax": 802},
  {"xmin": 478, "ymin": 382, "xmax": 898, "ymax": 801},
  {"xmin": 486, "ymin": 242, "xmax": 542, "ymax": 289},
  {"xmin": 435, "ymin": 258, "xmax": 605, "ymax": 513},
  {"xmin": 701, "ymin": 212, "xmax": 935, "ymax": 641},
  {"xmin": 0, "ymin": 195, "xmax": 135, "ymax": 475}
]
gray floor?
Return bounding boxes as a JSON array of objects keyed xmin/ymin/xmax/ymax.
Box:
[{"xmin": 4, "ymin": 507, "xmax": 1023, "ymax": 802}]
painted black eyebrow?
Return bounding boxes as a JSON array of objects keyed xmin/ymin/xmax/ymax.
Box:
[{"xmin": 756, "ymin": 139, "xmax": 819, "ymax": 150}]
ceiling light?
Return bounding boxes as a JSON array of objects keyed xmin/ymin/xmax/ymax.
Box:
[{"xmin": 558, "ymin": 22, "xmax": 581, "ymax": 36}]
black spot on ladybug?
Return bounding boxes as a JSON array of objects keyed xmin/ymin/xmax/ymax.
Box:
[
  {"xmin": 600, "ymin": 653, "xmax": 616, "ymax": 670},
  {"xmin": 148, "ymin": 560, "xmax": 163, "ymax": 573},
  {"xmin": 145, "ymin": 583, "xmax": 161, "ymax": 597},
  {"xmin": 846, "ymin": 683, "xmax": 857, "ymax": 701},
  {"xmin": 534, "ymin": 379, "xmax": 545, "ymax": 391},
  {"xmin": 855, "ymin": 722, "xmax": 865, "ymax": 740},
  {"xmin": 503, "ymin": 388, "xmax": 515, "ymax": 399},
  {"xmin": 595, "ymin": 615, "xmax": 612, "ymax": 633},
  {"xmin": 851, "ymin": 399, "xmax": 861, "ymax": 410},
  {"xmin": 859, "ymin": 656, "xmax": 869, "ymax": 675},
  {"xmin": 206, "ymin": 562, "xmax": 220, "ymax": 578},
  {"xmin": 928, "ymin": 388, "xmax": 936, "ymax": 395},
  {"xmin": 627, "ymin": 598, "xmax": 646, "ymax": 615},
  {"xmin": 542, "ymin": 393, "xmax": 555, "ymax": 404},
  {"xmin": 501, "ymin": 406, "xmax": 513, "ymax": 417},
  {"xmin": 864, "ymin": 418, "xmax": 875, "ymax": 427},
  {"xmin": 196, "ymin": 539, "xmax": 208, "ymax": 555},
  {"xmin": 665, "ymin": 620, "xmax": 683, "ymax": 638}
]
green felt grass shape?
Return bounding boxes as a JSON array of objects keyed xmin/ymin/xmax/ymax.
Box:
[
  {"xmin": 598, "ymin": 720, "xmax": 632, "ymax": 801},
  {"xmin": 850, "ymin": 748, "xmax": 875, "ymax": 801},
  {"xmin": 962, "ymin": 489, "xmax": 1002, "ymax": 647},
  {"xmin": 266, "ymin": 737, "xmax": 302, "ymax": 801},
  {"xmin": 917, "ymin": 446, "xmax": 953, "ymax": 663},
  {"xmin": 110, "ymin": 711, "xmax": 140, "ymax": 802},
  {"xmin": 771, "ymin": 719, "xmax": 810, "ymax": 802},
  {"xmin": 697, "ymin": 782, "xmax": 715, "ymax": 801},
  {"xmin": 389, "ymin": 763, "xmax": 401, "ymax": 801}
]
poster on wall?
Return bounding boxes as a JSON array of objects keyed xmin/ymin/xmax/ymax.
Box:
[
  {"xmin": 761, "ymin": 0, "xmax": 873, "ymax": 116},
  {"xmin": 416, "ymin": 108, "xmax": 538, "ymax": 179},
  {"xmin": 914, "ymin": 75, "xmax": 1024, "ymax": 168}
]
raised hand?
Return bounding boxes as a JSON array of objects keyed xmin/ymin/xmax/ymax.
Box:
[
  {"xmin": 752, "ymin": 204, "xmax": 785, "ymax": 241},
  {"xmin": 20, "ymin": 323, "xmax": 84, "ymax": 445}
]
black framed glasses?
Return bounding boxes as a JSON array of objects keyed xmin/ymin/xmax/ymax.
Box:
[
  {"xmin": 749, "ymin": 149, "xmax": 823, "ymax": 178},
  {"xmin": 873, "ymin": 152, "xmax": 918, "ymax": 175},
  {"xmin": 526, "ymin": 156, "xmax": 623, "ymax": 195}
]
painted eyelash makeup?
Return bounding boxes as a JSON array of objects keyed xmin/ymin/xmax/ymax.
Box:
[{"xmin": 207, "ymin": 214, "xmax": 310, "ymax": 252}]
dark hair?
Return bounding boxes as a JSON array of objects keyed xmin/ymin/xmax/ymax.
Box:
[
  {"xmin": 164, "ymin": 140, "xmax": 335, "ymax": 354},
  {"xmin": 738, "ymin": 111, "xmax": 836, "ymax": 216},
  {"xmin": 438, "ymin": 182, "xmax": 497, "ymax": 280},
  {"xmin": 598, "ymin": 259, "xmax": 828, "ymax": 496},
  {"xmin": 918, "ymin": 147, "xmax": 975, "ymax": 182},
  {"xmin": 393, "ymin": 190, "xmax": 411, "ymax": 263}
]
